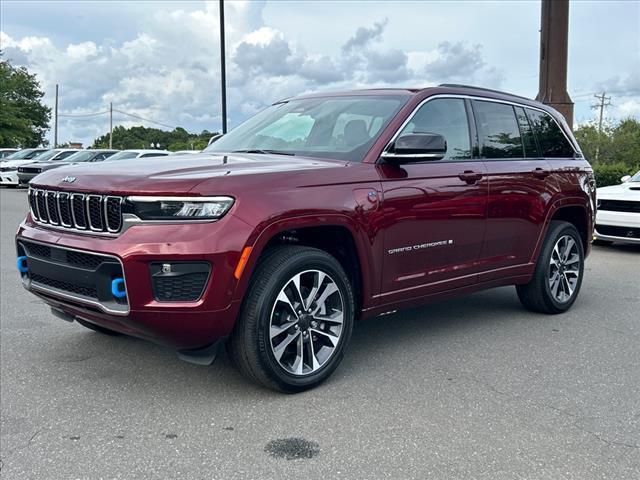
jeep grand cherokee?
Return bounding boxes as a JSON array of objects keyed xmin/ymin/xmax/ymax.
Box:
[{"xmin": 16, "ymin": 85, "xmax": 595, "ymax": 392}]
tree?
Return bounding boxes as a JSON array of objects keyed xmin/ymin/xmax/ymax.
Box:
[
  {"xmin": 0, "ymin": 55, "xmax": 51, "ymax": 147},
  {"xmin": 92, "ymin": 126, "xmax": 217, "ymax": 151},
  {"xmin": 574, "ymin": 118, "xmax": 639, "ymax": 166}
]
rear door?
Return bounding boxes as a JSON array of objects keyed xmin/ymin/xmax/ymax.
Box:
[
  {"xmin": 472, "ymin": 100, "xmax": 555, "ymax": 278},
  {"xmin": 377, "ymin": 97, "xmax": 488, "ymax": 304}
]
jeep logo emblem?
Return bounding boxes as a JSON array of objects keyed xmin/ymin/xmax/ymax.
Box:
[{"xmin": 61, "ymin": 176, "xmax": 76, "ymax": 183}]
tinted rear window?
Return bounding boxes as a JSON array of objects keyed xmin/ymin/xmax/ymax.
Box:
[
  {"xmin": 473, "ymin": 101, "xmax": 523, "ymax": 159},
  {"xmin": 525, "ymin": 109, "xmax": 575, "ymax": 158}
]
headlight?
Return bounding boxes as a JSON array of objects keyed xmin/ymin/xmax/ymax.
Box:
[{"xmin": 126, "ymin": 196, "xmax": 234, "ymax": 220}]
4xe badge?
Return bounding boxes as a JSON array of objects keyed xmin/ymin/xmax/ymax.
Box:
[{"xmin": 61, "ymin": 176, "xmax": 76, "ymax": 183}]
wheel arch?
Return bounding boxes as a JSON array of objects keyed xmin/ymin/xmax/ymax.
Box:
[
  {"xmin": 533, "ymin": 199, "xmax": 592, "ymax": 262},
  {"xmin": 232, "ymin": 215, "xmax": 377, "ymax": 316}
]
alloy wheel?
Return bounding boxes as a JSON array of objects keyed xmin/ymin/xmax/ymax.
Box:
[
  {"xmin": 269, "ymin": 269, "xmax": 344, "ymax": 376},
  {"xmin": 549, "ymin": 235, "xmax": 581, "ymax": 303}
]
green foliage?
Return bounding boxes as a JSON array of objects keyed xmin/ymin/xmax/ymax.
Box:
[
  {"xmin": 592, "ymin": 162, "xmax": 639, "ymax": 188},
  {"xmin": 92, "ymin": 125, "xmax": 216, "ymax": 151},
  {"xmin": 0, "ymin": 56, "xmax": 51, "ymax": 147},
  {"xmin": 575, "ymin": 118, "xmax": 640, "ymax": 166}
]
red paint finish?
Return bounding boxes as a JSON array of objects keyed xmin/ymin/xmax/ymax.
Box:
[{"xmin": 17, "ymin": 86, "xmax": 594, "ymax": 351}]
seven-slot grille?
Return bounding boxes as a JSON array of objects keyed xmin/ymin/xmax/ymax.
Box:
[{"xmin": 28, "ymin": 188, "xmax": 123, "ymax": 234}]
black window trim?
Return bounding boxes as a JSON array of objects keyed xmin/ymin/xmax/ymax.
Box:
[{"xmin": 381, "ymin": 94, "xmax": 579, "ymax": 163}]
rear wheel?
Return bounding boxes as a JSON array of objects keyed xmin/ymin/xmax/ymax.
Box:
[
  {"xmin": 517, "ymin": 221, "xmax": 585, "ymax": 314},
  {"xmin": 227, "ymin": 246, "xmax": 355, "ymax": 393}
]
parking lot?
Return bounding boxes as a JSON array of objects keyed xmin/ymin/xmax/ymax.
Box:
[{"xmin": 0, "ymin": 186, "xmax": 638, "ymax": 479}]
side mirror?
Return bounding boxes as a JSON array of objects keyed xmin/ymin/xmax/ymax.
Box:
[
  {"xmin": 208, "ymin": 134, "xmax": 224, "ymax": 146},
  {"xmin": 621, "ymin": 175, "xmax": 631, "ymax": 183},
  {"xmin": 382, "ymin": 133, "xmax": 447, "ymax": 163}
]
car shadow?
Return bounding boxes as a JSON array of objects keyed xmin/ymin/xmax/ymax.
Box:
[{"xmin": 47, "ymin": 286, "xmax": 530, "ymax": 396}]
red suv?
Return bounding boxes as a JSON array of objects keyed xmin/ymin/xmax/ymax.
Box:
[{"xmin": 16, "ymin": 85, "xmax": 595, "ymax": 392}]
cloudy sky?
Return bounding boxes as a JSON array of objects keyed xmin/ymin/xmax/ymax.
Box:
[{"xmin": 1, "ymin": 0, "xmax": 638, "ymax": 147}]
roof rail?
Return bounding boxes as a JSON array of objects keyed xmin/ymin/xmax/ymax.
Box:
[{"xmin": 438, "ymin": 84, "xmax": 532, "ymax": 101}]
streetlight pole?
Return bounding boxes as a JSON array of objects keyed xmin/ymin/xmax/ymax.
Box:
[
  {"xmin": 109, "ymin": 102, "xmax": 113, "ymax": 149},
  {"xmin": 54, "ymin": 84, "xmax": 59, "ymax": 147},
  {"xmin": 219, "ymin": 0, "xmax": 227, "ymax": 134}
]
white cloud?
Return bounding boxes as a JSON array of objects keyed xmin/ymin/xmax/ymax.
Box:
[{"xmin": 1, "ymin": 0, "xmax": 637, "ymax": 145}]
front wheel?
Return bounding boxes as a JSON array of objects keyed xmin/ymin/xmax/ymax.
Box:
[
  {"xmin": 227, "ymin": 246, "xmax": 355, "ymax": 393},
  {"xmin": 517, "ymin": 221, "xmax": 585, "ymax": 314}
]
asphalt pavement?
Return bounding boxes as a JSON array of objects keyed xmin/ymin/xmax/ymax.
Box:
[{"xmin": 1, "ymin": 187, "xmax": 639, "ymax": 479}]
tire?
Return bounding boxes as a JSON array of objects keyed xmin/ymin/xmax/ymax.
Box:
[
  {"xmin": 76, "ymin": 318, "xmax": 123, "ymax": 336},
  {"xmin": 516, "ymin": 221, "xmax": 585, "ymax": 314},
  {"xmin": 227, "ymin": 246, "xmax": 355, "ymax": 393}
]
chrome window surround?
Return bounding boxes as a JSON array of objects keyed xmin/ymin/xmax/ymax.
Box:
[{"xmin": 381, "ymin": 94, "xmax": 583, "ymax": 159}]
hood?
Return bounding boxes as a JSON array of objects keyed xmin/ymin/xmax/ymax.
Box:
[
  {"xmin": 597, "ymin": 182, "xmax": 640, "ymax": 200},
  {"xmin": 30, "ymin": 152, "xmax": 350, "ymax": 194},
  {"xmin": 20, "ymin": 161, "xmax": 70, "ymax": 170},
  {"xmin": 0, "ymin": 159, "xmax": 41, "ymax": 169}
]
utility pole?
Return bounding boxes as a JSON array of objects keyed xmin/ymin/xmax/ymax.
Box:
[
  {"xmin": 536, "ymin": 0, "xmax": 574, "ymax": 128},
  {"xmin": 592, "ymin": 92, "xmax": 611, "ymax": 162},
  {"xmin": 54, "ymin": 84, "xmax": 59, "ymax": 148},
  {"xmin": 109, "ymin": 102, "xmax": 113, "ymax": 149},
  {"xmin": 219, "ymin": 0, "xmax": 227, "ymax": 134}
]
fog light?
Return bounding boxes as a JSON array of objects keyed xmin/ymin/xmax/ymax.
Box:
[
  {"xmin": 150, "ymin": 262, "xmax": 210, "ymax": 302},
  {"xmin": 17, "ymin": 256, "xmax": 28, "ymax": 273},
  {"xmin": 111, "ymin": 278, "xmax": 126, "ymax": 298}
]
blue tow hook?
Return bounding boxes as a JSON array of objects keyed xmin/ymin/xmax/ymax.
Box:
[
  {"xmin": 111, "ymin": 278, "xmax": 126, "ymax": 298},
  {"xmin": 17, "ymin": 256, "xmax": 28, "ymax": 273}
]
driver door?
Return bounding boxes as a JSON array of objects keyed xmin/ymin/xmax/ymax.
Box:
[{"xmin": 377, "ymin": 97, "xmax": 488, "ymax": 304}]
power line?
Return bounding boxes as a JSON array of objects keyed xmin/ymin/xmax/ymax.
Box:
[
  {"xmin": 58, "ymin": 110, "xmax": 110, "ymax": 117},
  {"xmin": 112, "ymin": 109, "xmax": 176, "ymax": 129},
  {"xmin": 592, "ymin": 91, "xmax": 612, "ymax": 162},
  {"xmin": 57, "ymin": 107, "xmax": 176, "ymax": 129}
]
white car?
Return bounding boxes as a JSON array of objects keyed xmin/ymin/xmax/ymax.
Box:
[
  {"xmin": 0, "ymin": 148, "xmax": 48, "ymax": 185},
  {"xmin": 595, "ymin": 171, "xmax": 640, "ymax": 244},
  {"xmin": 102, "ymin": 149, "xmax": 171, "ymax": 161}
]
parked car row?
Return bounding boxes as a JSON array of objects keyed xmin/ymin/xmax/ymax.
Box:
[{"xmin": 0, "ymin": 148, "xmax": 188, "ymax": 186}]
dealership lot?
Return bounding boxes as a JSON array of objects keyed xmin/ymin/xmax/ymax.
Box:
[{"xmin": 1, "ymin": 187, "xmax": 638, "ymax": 479}]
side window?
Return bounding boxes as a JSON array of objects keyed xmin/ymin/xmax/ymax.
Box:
[
  {"xmin": 473, "ymin": 101, "xmax": 523, "ymax": 159},
  {"xmin": 515, "ymin": 107, "xmax": 539, "ymax": 158},
  {"xmin": 140, "ymin": 153, "xmax": 166, "ymax": 158},
  {"xmin": 525, "ymin": 109, "xmax": 575, "ymax": 158},
  {"xmin": 398, "ymin": 98, "xmax": 471, "ymax": 160}
]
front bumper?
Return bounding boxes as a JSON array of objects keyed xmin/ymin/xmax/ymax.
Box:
[
  {"xmin": 594, "ymin": 209, "xmax": 640, "ymax": 244},
  {"xmin": 0, "ymin": 171, "xmax": 19, "ymax": 185},
  {"xmin": 16, "ymin": 213, "xmax": 253, "ymax": 349}
]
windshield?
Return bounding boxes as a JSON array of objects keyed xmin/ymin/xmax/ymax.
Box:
[
  {"xmin": 31, "ymin": 150, "xmax": 64, "ymax": 162},
  {"xmin": 61, "ymin": 151, "xmax": 97, "ymax": 162},
  {"xmin": 3, "ymin": 149, "xmax": 45, "ymax": 160},
  {"xmin": 104, "ymin": 151, "xmax": 139, "ymax": 161},
  {"xmin": 204, "ymin": 95, "xmax": 408, "ymax": 162},
  {"xmin": 630, "ymin": 171, "xmax": 640, "ymax": 182}
]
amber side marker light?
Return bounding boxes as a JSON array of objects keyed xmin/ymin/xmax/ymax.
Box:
[{"xmin": 234, "ymin": 246, "xmax": 252, "ymax": 279}]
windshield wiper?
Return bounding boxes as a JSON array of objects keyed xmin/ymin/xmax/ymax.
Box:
[{"xmin": 231, "ymin": 149, "xmax": 296, "ymax": 156}]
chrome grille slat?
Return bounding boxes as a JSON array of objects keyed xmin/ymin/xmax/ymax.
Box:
[{"xmin": 28, "ymin": 188, "xmax": 123, "ymax": 235}]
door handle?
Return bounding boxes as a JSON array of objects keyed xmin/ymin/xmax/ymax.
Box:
[
  {"xmin": 533, "ymin": 167, "xmax": 550, "ymax": 179},
  {"xmin": 458, "ymin": 170, "xmax": 483, "ymax": 184}
]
